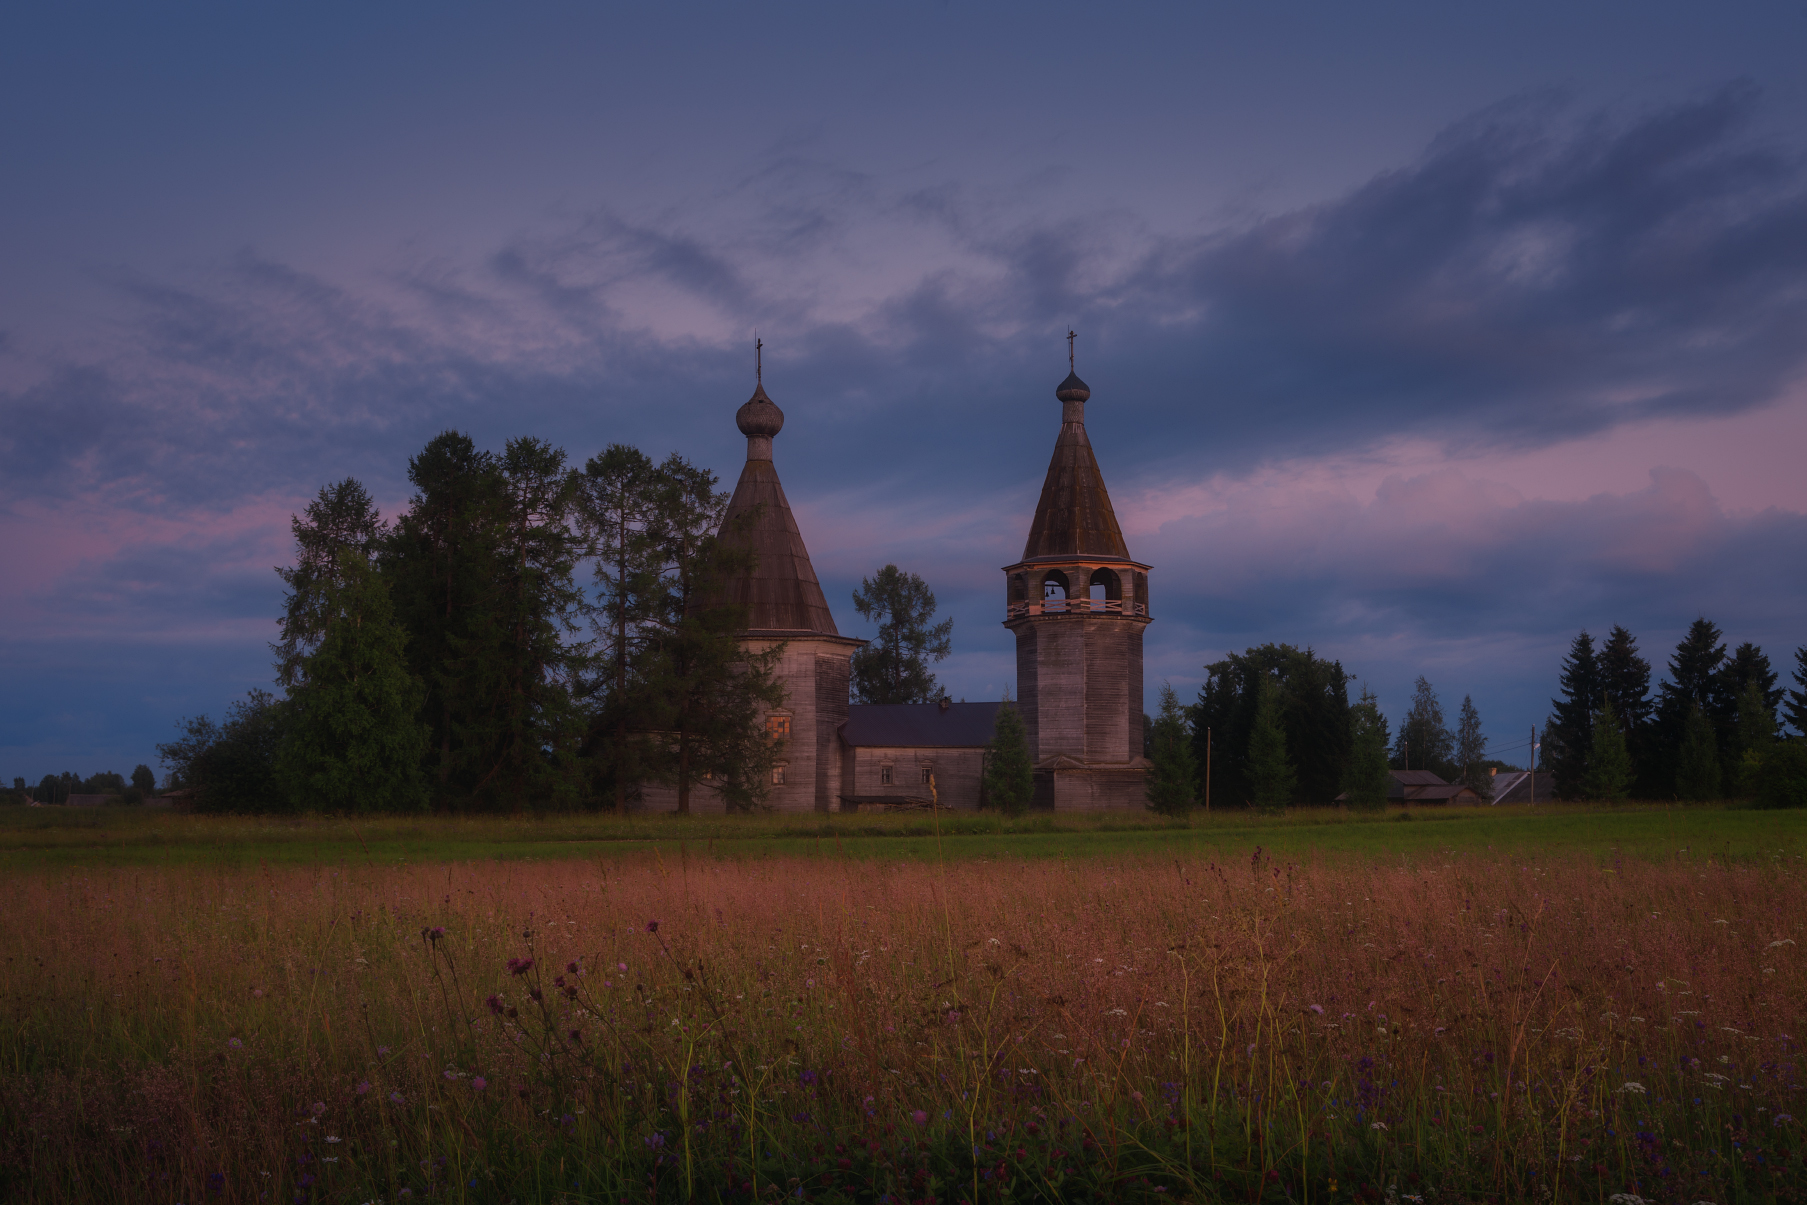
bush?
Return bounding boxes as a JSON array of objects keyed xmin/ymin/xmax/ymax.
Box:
[{"xmin": 1748, "ymin": 740, "xmax": 1807, "ymax": 809}]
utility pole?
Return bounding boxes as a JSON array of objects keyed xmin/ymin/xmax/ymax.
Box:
[{"xmin": 1528, "ymin": 725, "xmax": 1536, "ymax": 807}]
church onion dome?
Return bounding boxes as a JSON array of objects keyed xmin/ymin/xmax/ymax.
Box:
[
  {"xmin": 736, "ymin": 383, "xmax": 785, "ymax": 436},
  {"xmin": 1055, "ymin": 371, "xmax": 1091, "ymax": 403}
]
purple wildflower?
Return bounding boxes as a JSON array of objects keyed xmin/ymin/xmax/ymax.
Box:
[
  {"xmin": 507, "ymin": 957, "xmax": 533, "ymax": 976},
  {"xmin": 389, "ymin": 1092, "xmax": 405, "ymax": 1105},
  {"xmin": 356, "ymin": 1082, "xmax": 371, "ymax": 1095},
  {"xmin": 646, "ymin": 920, "xmax": 659, "ymax": 934},
  {"xmin": 912, "ymin": 1110, "xmax": 928, "ymax": 1126},
  {"xmin": 472, "ymin": 1077, "xmax": 488, "ymax": 1091}
]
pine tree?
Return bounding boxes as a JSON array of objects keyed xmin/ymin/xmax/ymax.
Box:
[
  {"xmin": 1455, "ymin": 695, "xmax": 1490, "ymax": 800},
  {"xmin": 1582, "ymin": 696, "xmax": 1632, "ymax": 803},
  {"xmin": 279, "ymin": 550, "xmax": 428, "ymax": 812},
  {"xmin": 1674, "ymin": 701, "xmax": 1722, "ymax": 802},
  {"xmin": 1599, "ymin": 625, "xmax": 1655, "ymax": 797},
  {"xmin": 983, "ymin": 692, "xmax": 1035, "ymax": 815},
  {"xmin": 1390, "ymin": 676, "xmax": 1455, "ymax": 778},
  {"xmin": 1652, "ymin": 618, "xmax": 1729, "ymax": 796},
  {"xmin": 1548, "ymin": 631, "xmax": 1600, "ymax": 799},
  {"xmin": 1343, "ymin": 687, "xmax": 1391, "ymax": 813},
  {"xmin": 1247, "ymin": 675, "xmax": 1295, "ymax": 814},
  {"xmin": 1145, "ymin": 682, "xmax": 1198, "ymax": 815},
  {"xmin": 851, "ymin": 566, "xmax": 954, "ymax": 704},
  {"xmin": 1789, "ymin": 646, "xmax": 1807, "ymax": 739}
]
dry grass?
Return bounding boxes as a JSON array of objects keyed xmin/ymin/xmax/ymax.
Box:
[{"xmin": 2, "ymin": 845, "xmax": 1804, "ymax": 1203}]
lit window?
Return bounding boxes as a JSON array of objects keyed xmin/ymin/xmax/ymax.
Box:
[
  {"xmin": 767, "ymin": 716, "xmax": 791, "ymax": 739},
  {"xmin": 771, "ymin": 765, "xmax": 786, "ymax": 786},
  {"xmin": 879, "ymin": 765, "xmax": 893, "ymax": 786}
]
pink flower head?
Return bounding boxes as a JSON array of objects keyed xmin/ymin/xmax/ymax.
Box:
[
  {"xmin": 1309, "ymin": 1004, "xmax": 1325, "ymax": 1015},
  {"xmin": 646, "ymin": 920, "xmax": 659, "ymax": 934},
  {"xmin": 311, "ymin": 1102, "xmax": 327, "ymax": 1116},
  {"xmin": 566, "ymin": 961, "xmax": 579, "ymax": 974},
  {"xmin": 507, "ymin": 957, "xmax": 534, "ymax": 976},
  {"xmin": 389, "ymin": 1092, "xmax": 405, "ymax": 1105},
  {"xmin": 471, "ymin": 1077, "xmax": 487, "ymax": 1091},
  {"xmin": 912, "ymin": 1110, "xmax": 928, "ymax": 1126},
  {"xmin": 356, "ymin": 1081, "xmax": 371, "ymax": 1095},
  {"xmin": 617, "ymin": 962, "xmax": 628, "ymax": 972},
  {"xmin": 486, "ymin": 994, "xmax": 504, "ymax": 1015}
]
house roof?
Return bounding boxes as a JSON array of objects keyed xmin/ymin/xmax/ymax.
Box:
[
  {"xmin": 841, "ymin": 702, "xmax": 1004, "ymax": 749},
  {"xmin": 1020, "ymin": 372, "xmax": 1131, "ymax": 562},
  {"xmin": 1391, "ymin": 769, "xmax": 1449, "ymax": 786}
]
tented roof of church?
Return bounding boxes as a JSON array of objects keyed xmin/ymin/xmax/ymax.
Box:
[
  {"xmin": 718, "ymin": 383, "xmax": 842, "ymax": 636},
  {"xmin": 1020, "ymin": 371, "xmax": 1131, "ymax": 561}
]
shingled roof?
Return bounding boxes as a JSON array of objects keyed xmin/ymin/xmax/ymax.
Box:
[
  {"xmin": 717, "ymin": 380, "xmax": 841, "ymax": 636},
  {"xmin": 1020, "ymin": 371, "xmax": 1131, "ymax": 561}
]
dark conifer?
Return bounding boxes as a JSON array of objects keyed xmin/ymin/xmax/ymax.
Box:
[
  {"xmin": 1144, "ymin": 683, "xmax": 1198, "ymax": 815},
  {"xmin": 1548, "ymin": 631, "xmax": 1600, "ymax": 799},
  {"xmin": 1653, "ymin": 619, "xmax": 1729, "ymax": 798},
  {"xmin": 1674, "ymin": 701, "xmax": 1722, "ymax": 802},
  {"xmin": 1247, "ymin": 675, "xmax": 1295, "ymax": 815},
  {"xmin": 1343, "ymin": 687, "xmax": 1391, "ymax": 813},
  {"xmin": 279, "ymin": 550, "xmax": 428, "ymax": 812},
  {"xmin": 1193, "ymin": 644, "xmax": 1350, "ymax": 807},
  {"xmin": 984, "ymin": 692, "xmax": 1035, "ymax": 816},
  {"xmin": 1789, "ymin": 646, "xmax": 1807, "ymax": 739},
  {"xmin": 1582, "ymin": 696, "xmax": 1632, "ymax": 803},
  {"xmin": 1455, "ymin": 694, "xmax": 1491, "ymax": 800},
  {"xmin": 274, "ymin": 478, "xmax": 386, "ymax": 688}
]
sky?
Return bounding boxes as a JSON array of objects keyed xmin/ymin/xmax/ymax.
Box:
[{"xmin": 4, "ymin": 1, "xmax": 1807, "ymax": 782}]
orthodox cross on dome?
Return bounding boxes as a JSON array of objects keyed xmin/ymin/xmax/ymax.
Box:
[
  {"xmin": 1067, "ymin": 329, "xmax": 1076, "ymax": 371},
  {"xmin": 756, "ymin": 334, "xmax": 763, "ymax": 385}
]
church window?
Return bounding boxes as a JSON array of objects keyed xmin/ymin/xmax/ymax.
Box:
[
  {"xmin": 767, "ymin": 715, "xmax": 791, "ymax": 739},
  {"xmin": 879, "ymin": 765, "xmax": 893, "ymax": 786},
  {"xmin": 772, "ymin": 764, "xmax": 787, "ymax": 786},
  {"xmin": 920, "ymin": 765, "xmax": 933, "ymax": 784}
]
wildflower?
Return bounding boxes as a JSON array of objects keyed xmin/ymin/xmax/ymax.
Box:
[
  {"xmin": 472, "ymin": 1077, "xmax": 487, "ymax": 1091},
  {"xmin": 228, "ymin": 1038, "xmax": 243, "ymax": 1049},
  {"xmin": 507, "ymin": 957, "xmax": 533, "ymax": 976},
  {"xmin": 566, "ymin": 960, "xmax": 579, "ymax": 974},
  {"xmin": 390, "ymin": 1092, "xmax": 405, "ymax": 1105},
  {"xmin": 618, "ymin": 962, "xmax": 628, "ymax": 972},
  {"xmin": 1308, "ymin": 1004, "xmax": 1324, "ymax": 1015},
  {"xmin": 1619, "ymin": 1082, "xmax": 1647, "ymax": 1095},
  {"xmin": 646, "ymin": 920, "xmax": 660, "ymax": 933},
  {"xmin": 486, "ymin": 994, "xmax": 504, "ymax": 1015},
  {"xmin": 324, "ymin": 1136, "xmax": 340, "ymax": 1144},
  {"xmin": 311, "ymin": 1102, "xmax": 327, "ymax": 1116},
  {"xmin": 378, "ymin": 1046, "xmax": 391, "ymax": 1056},
  {"xmin": 1372, "ymin": 1122, "xmax": 1388, "ymax": 1131},
  {"xmin": 356, "ymin": 1082, "xmax": 370, "ymax": 1095},
  {"xmin": 912, "ymin": 1110, "xmax": 928, "ymax": 1125},
  {"xmin": 444, "ymin": 1071, "xmax": 458, "ymax": 1081}
]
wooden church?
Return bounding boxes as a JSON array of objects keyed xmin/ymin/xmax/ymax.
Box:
[{"xmin": 666, "ymin": 345, "xmax": 1152, "ymax": 811}]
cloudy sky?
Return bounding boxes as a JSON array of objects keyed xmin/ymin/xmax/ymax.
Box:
[{"xmin": 5, "ymin": 2, "xmax": 1807, "ymax": 780}]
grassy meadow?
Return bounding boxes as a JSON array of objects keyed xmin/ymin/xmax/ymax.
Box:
[{"xmin": 2, "ymin": 806, "xmax": 1805, "ymax": 1203}]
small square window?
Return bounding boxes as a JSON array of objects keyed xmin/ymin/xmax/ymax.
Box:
[
  {"xmin": 879, "ymin": 765, "xmax": 893, "ymax": 786},
  {"xmin": 771, "ymin": 765, "xmax": 786, "ymax": 786},
  {"xmin": 767, "ymin": 715, "xmax": 791, "ymax": 739},
  {"xmin": 920, "ymin": 766, "xmax": 933, "ymax": 784}
]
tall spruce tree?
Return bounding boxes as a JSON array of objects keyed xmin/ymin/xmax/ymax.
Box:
[
  {"xmin": 1390, "ymin": 676, "xmax": 1456, "ymax": 779},
  {"xmin": 850, "ymin": 565, "xmax": 954, "ymax": 704},
  {"xmin": 1654, "ymin": 619, "xmax": 1729, "ymax": 798},
  {"xmin": 1343, "ymin": 687, "xmax": 1392, "ymax": 813},
  {"xmin": 579, "ymin": 445, "xmax": 666, "ymax": 813},
  {"xmin": 1582, "ymin": 695, "xmax": 1632, "ymax": 803},
  {"xmin": 1598, "ymin": 625, "xmax": 1654, "ymax": 797},
  {"xmin": 1192, "ymin": 644, "xmax": 1349, "ymax": 807},
  {"xmin": 278, "ymin": 550, "xmax": 428, "ymax": 812},
  {"xmin": 1789, "ymin": 646, "xmax": 1807, "ymax": 738},
  {"xmin": 274, "ymin": 479, "xmax": 386, "ymax": 688},
  {"xmin": 1145, "ymin": 682, "xmax": 1198, "ymax": 815},
  {"xmin": 984, "ymin": 692, "xmax": 1035, "ymax": 815},
  {"xmin": 1675, "ymin": 701, "xmax": 1722, "ymax": 801},
  {"xmin": 1455, "ymin": 694, "xmax": 1491, "ymax": 800},
  {"xmin": 1246, "ymin": 675, "xmax": 1296, "ymax": 814},
  {"xmin": 1733, "ymin": 676, "xmax": 1778, "ymax": 796},
  {"xmin": 1548, "ymin": 631, "xmax": 1600, "ymax": 799}
]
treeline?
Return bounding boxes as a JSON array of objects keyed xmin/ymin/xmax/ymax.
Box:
[
  {"xmin": 1157, "ymin": 624, "xmax": 1807, "ymax": 813},
  {"xmin": 1, "ymin": 767, "xmax": 156, "ymax": 806},
  {"xmin": 1543, "ymin": 620, "xmax": 1807, "ymax": 806},
  {"xmin": 158, "ymin": 432, "xmax": 783, "ymax": 814}
]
